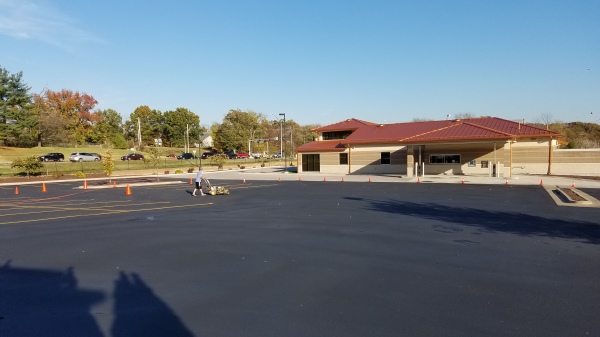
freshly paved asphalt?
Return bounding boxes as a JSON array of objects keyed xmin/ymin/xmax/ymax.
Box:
[{"xmin": 1, "ymin": 173, "xmax": 599, "ymax": 337}]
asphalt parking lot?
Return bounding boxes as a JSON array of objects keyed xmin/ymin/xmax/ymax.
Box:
[{"xmin": 1, "ymin": 177, "xmax": 599, "ymax": 337}]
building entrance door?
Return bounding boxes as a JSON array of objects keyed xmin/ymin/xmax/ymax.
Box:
[{"xmin": 302, "ymin": 154, "xmax": 320, "ymax": 172}]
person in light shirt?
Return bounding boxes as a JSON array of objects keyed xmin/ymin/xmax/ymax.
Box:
[{"xmin": 191, "ymin": 167, "xmax": 205, "ymax": 196}]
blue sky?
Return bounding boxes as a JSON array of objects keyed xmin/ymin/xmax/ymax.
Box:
[{"xmin": 1, "ymin": 0, "xmax": 599, "ymax": 127}]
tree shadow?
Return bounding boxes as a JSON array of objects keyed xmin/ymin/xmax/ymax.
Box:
[
  {"xmin": 345, "ymin": 198, "xmax": 600, "ymax": 244},
  {"xmin": 0, "ymin": 261, "xmax": 105, "ymax": 337},
  {"xmin": 111, "ymin": 271, "xmax": 194, "ymax": 337}
]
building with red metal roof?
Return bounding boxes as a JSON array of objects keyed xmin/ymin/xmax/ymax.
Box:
[{"xmin": 295, "ymin": 117, "xmax": 575, "ymax": 177}]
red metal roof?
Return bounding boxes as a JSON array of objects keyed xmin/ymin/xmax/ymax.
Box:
[
  {"xmin": 297, "ymin": 117, "xmax": 562, "ymax": 152},
  {"xmin": 313, "ymin": 118, "xmax": 378, "ymax": 132},
  {"xmin": 295, "ymin": 140, "xmax": 346, "ymax": 152}
]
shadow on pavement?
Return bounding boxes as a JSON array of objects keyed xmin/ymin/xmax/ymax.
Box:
[
  {"xmin": 111, "ymin": 271, "xmax": 194, "ymax": 337},
  {"xmin": 0, "ymin": 262, "xmax": 105, "ymax": 337},
  {"xmin": 348, "ymin": 198, "xmax": 600, "ymax": 244},
  {"xmin": 0, "ymin": 262, "xmax": 195, "ymax": 337}
]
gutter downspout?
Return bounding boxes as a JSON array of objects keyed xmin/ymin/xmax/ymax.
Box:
[
  {"xmin": 547, "ymin": 136, "xmax": 553, "ymax": 175},
  {"xmin": 509, "ymin": 140, "xmax": 513, "ymax": 177},
  {"xmin": 348, "ymin": 145, "xmax": 352, "ymax": 174}
]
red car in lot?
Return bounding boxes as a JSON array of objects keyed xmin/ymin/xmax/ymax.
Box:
[
  {"xmin": 121, "ymin": 153, "xmax": 144, "ymax": 160},
  {"xmin": 236, "ymin": 153, "xmax": 250, "ymax": 159}
]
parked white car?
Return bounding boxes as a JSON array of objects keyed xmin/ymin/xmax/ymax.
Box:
[{"xmin": 69, "ymin": 152, "xmax": 101, "ymax": 162}]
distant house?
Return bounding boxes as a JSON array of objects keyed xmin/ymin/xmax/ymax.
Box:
[
  {"xmin": 198, "ymin": 132, "xmax": 213, "ymax": 148},
  {"xmin": 296, "ymin": 117, "xmax": 600, "ymax": 177}
]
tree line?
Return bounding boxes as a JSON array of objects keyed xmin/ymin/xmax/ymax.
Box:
[{"xmin": 0, "ymin": 66, "xmax": 319, "ymax": 154}]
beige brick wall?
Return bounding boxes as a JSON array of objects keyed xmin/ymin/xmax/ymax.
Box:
[{"xmin": 299, "ymin": 141, "xmax": 600, "ymax": 176}]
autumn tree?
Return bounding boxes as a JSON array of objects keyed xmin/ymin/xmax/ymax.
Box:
[
  {"xmin": 43, "ymin": 89, "xmax": 99, "ymax": 144},
  {"xmin": 163, "ymin": 107, "xmax": 202, "ymax": 147},
  {"xmin": 125, "ymin": 105, "xmax": 164, "ymax": 147},
  {"xmin": 34, "ymin": 93, "xmax": 68, "ymax": 146},
  {"xmin": 102, "ymin": 150, "xmax": 115, "ymax": 183},
  {"xmin": 213, "ymin": 109, "xmax": 262, "ymax": 152},
  {"xmin": 0, "ymin": 66, "xmax": 37, "ymax": 146},
  {"xmin": 94, "ymin": 109, "xmax": 127, "ymax": 149}
]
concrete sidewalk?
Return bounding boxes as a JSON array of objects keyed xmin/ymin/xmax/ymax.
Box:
[
  {"xmin": 2, "ymin": 166, "xmax": 600, "ymax": 189},
  {"xmin": 204, "ymin": 167, "xmax": 600, "ymax": 188}
]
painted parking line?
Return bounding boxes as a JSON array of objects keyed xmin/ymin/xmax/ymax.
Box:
[
  {"xmin": 0, "ymin": 202, "xmax": 213, "ymax": 225},
  {"xmin": 0, "ymin": 201, "xmax": 173, "ymax": 217}
]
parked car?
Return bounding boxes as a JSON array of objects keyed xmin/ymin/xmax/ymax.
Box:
[
  {"xmin": 166, "ymin": 153, "xmax": 176, "ymax": 158},
  {"xmin": 70, "ymin": 152, "xmax": 101, "ymax": 162},
  {"xmin": 91, "ymin": 153, "xmax": 102, "ymax": 160},
  {"xmin": 271, "ymin": 152, "xmax": 283, "ymax": 158},
  {"xmin": 236, "ymin": 153, "xmax": 250, "ymax": 159},
  {"xmin": 121, "ymin": 153, "xmax": 144, "ymax": 161},
  {"xmin": 201, "ymin": 152, "xmax": 216, "ymax": 159},
  {"xmin": 177, "ymin": 153, "xmax": 197, "ymax": 160},
  {"xmin": 38, "ymin": 153, "xmax": 64, "ymax": 162},
  {"xmin": 223, "ymin": 151, "xmax": 237, "ymax": 159},
  {"xmin": 251, "ymin": 153, "xmax": 263, "ymax": 159}
]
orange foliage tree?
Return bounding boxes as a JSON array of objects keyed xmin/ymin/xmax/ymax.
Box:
[{"xmin": 43, "ymin": 89, "xmax": 100, "ymax": 144}]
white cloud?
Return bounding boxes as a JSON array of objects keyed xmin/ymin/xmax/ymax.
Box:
[{"xmin": 0, "ymin": 0, "xmax": 99, "ymax": 50}]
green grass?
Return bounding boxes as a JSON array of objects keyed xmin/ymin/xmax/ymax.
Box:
[{"xmin": 0, "ymin": 146, "xmax": 287, "ymax": 177}]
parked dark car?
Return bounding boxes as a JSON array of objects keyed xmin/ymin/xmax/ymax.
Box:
[
  {"xmin": 201, "ymin": 152, "xmax": 216, "ymax": 159},
  {"xmin": 38, "ymin": 153, "xmax": 64, "ymax": 162},
  {"xmin": 177, "ymin": 153, "xmax": 198, "ymax": 160},
  {"xmin": 223, "ymin": 151, "xmax": 237, "ymax": 159},
  {"xmin": 121, "ymin": 153, "xmax": 144, "ymax": 160}
]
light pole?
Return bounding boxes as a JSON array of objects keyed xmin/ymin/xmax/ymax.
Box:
[
  {"xmin": 271, "ymin": 114, "xmax": 283, "ymax": 159},
  {"xmin": 279, "ymin": 113, "xmax": 286, "ymax": 172}
]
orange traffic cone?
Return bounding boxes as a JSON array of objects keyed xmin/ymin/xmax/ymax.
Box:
[
  {"xmin": 323, "ymin": 177, "xmax": 327, "ymax": 182},
  {"xmin": 15, "ymin": 187, "xmax": 19, "ymax": 195},
  {"xmin": 243, "ymin": 179, "xmax": 246, "ymax": 183},
  {"xmin": 189, "ymin": 177, "xmax": 193, "ymax": 184},
  {"xmin": 298, "ymin": 176, "xmax": 302, "ymax": 181},
  {"xmin": 113, "ymin": 181, "xmax": 117, "ymax": 188},
  {"xmin": 278, "ymin": 177, "xmax": 281, "ymax": 182},
  {"xmin": 461, "ymin": 179, "xmax": 465, "ymax": 184},
  {"xmin": 505, "ymin": 179, "xmax": 509, "ymax": 185},
  {"xmin": 42, "ymin": 183, "xmax": 47, "ymax": 192},
  {"xmin": 341, "ymin": 177, "xmax": 344, "ymax": 182},
  {"xmin": 368, "ymin": 177, "xmax": 371, "ymax": 182},
  {"xmin": 572, "ymin": 181, "xmax": 576, "ymax": 188},
  {"xmin": 83, "ymin": 180, "xmax": 88, "ymax": 190},
  {"xmin": 125, "ymin": 184, "xmax": 132, "ymax": 195},
  {"xmin": 540, "ymin": 179, "xmax": 543, "ymax": 186},
  {"xmin": 417, "ymin": 177, "xmax": 420, "ymax": 183}
]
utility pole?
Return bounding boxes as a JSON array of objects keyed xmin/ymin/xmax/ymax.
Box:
[{"xmin": 279, "ymin": 113, "xmax": 286, "ymax": 172}]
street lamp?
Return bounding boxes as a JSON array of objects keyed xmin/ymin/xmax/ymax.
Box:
[
  {"xmin": 198, "ymin": 122, "xmax": 202, "ymax": 168},
  {"xmin": 279, "ymin": 113, "xmax": 286, "ymax": 173},
  {"xmin": 271, "ymin": 114, "xmax": 283, "ymax": 158}
]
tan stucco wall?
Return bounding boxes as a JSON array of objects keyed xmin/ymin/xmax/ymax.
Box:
[
  {"xmin": 298, "ymin": 139, "xmax": 600, "ymax": 177},
  {"xmin": 550, "ymin": 149, "xmax": 600, "ymax": 176}
]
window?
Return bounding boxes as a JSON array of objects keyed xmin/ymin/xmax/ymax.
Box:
[
  {"xmin": 381, "ymin": 152, "xmax": 391, "ymax": 165},
  {"xmin": 468, "ymin": 160, "xmax": 476, "ymax": 167},
  {"xmin": 429, "ymin": 154, "xmax": 460, "ymax": 164},
  {"xmin": 323, "ymin": 131, "xmax": 353, "ymax": 140},
  {"xmin": 339, "ymin": 153, "xmax": 348, "ymax": 165}
]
